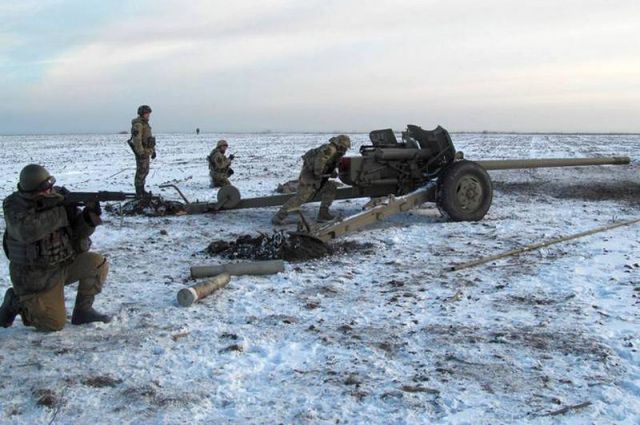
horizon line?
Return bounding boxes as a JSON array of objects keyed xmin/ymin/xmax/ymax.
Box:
[{"xmin": 1, "ymin": 130, "xmax": 639, "ymax": 137}]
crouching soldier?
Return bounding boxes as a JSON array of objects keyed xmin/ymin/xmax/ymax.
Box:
[
  {"xmin": 208, "ymin": 140, "xmax": 234, "ymax": 188},
  {"xmin": 272, "ymin": 135, "xmax": 351, "ymax": 224},
  {"xmin": 0, "ymin": 164, "xmax": 110, "ymax": 332}
]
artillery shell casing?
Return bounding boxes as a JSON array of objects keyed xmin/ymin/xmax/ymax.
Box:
[
  {"xmin": 190, "ymin": 259, "xmax": 285, "ymax": 279},
  {"xmin": 177, "ymin": 273, "xmax": 231, "ymax": 307}
]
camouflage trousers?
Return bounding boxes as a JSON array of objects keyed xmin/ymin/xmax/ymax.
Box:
[
  {"xmin": 135, "ymin": 155, "xmax": 150, "ymax": 189},
  {"xmin": 210, "ymin": 172, "xmax": 230, "ymax": 188},
  {"xmin": 277, "ymin": 180, "xmax": 337, "ymax": 215},
  {"xmin": 17, "ymin": 252, "xmax": 109, "ymax": 332}
]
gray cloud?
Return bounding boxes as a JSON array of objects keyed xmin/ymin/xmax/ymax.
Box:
[{"xmin": 1, "ymin": 0, "xmax": 639, "ymax": 134}]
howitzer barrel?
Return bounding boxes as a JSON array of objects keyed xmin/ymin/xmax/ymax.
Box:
[
  {"xmin": 475, "ymin": 156, "xmax": 630, "ymax": 171},
  {"xmin": 190, "ymin": 260, "xmax": 285, "ymax": 279}
]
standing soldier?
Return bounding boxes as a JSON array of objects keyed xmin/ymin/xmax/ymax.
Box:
[
  {"xmin": 128, "ymin": 105, "xmax": 156, "ymax": 197},
  {"xmin": 208, "ymin": 140, "xmax": 235, "ymax": 188},
  {"xmin": 272, "ymin": 135, "xmax": 351, "ymax": 224},
  {"xmin": 0, "ymin": 164, "xmax": 110, "ymax": 331}
]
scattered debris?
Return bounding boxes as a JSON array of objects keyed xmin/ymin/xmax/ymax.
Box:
[
  {"xmin": 207, "ymin": 232, "xmax": 328, "ymax": 261},
  {"xmin": 171, "ymin": 332, "xmax": 190, "ymax": 342},
  {"xmin": 104, "ymin": 197, "xmax": 187, "ymax": 217},
  {"xmin": 344, "ymin": 374, "xmax": 362, "ymax": 386},
  {"xmin": 33, "ymin": 389, "xmax": 59, "ymax": 408},
  {"xmin": 219, "ymin": 344, "xmax": 243, "ymax": 353},
  {"xmin": 400, "ymin": 385, "xmax": 440, "ymax": 394},
  {"xmin": 206, "ymin": 231, "xmax": 375, "ymax": 261},
  {"xmin": 541, "ymin": 401, "xmax": 592, "ymax": 417},
  {"xmin": 82, "ymin": 375, "xmax": 123, "ymax": 388}
]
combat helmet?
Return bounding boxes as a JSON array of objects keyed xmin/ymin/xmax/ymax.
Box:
[
  {"xmin": 17, "ymin": 164, "xmax": 56, "ymax": 193},
  {"xmin": 330, "ymin": 135, "xmax": 351, "ymax": 152},
  {"xmin": 216, "ymin": 140, "xmax": 229, "ymax": 148},
  {"xmin": 137, "ymin": 105, "xmax": 152, "ymax": 116}
]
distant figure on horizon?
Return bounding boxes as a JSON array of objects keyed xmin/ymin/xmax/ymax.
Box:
[
  {"xmin": 196, "ymin": 128, "xmax": 200, "ymax": 135},
  {"xmin": 127, "ymin": 105, "xmax": 156, "ymax": 197}
]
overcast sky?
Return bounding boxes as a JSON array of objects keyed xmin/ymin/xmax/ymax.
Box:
[{"xmin": 1, "ymin": 0, "xmax": 638, "ymax": 134}]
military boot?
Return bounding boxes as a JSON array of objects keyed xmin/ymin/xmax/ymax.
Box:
[
  {"xmin": 271, "ymin": 210, "xmax": 288, "ymax": 225},
  {"xmin": 317, "ymin": 207, "xmax": 335, "ymax": 223},
  {"xmin": 0, "ymin": 288, "xmax": 20, "ymax": 328},
  {"xmin": 71, "ymin": 295, "xmax": 111, "ymax": 325}
]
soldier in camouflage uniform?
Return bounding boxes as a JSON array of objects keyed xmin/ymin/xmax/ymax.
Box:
[
  {"xmin": 129, "ymin": 105, "xmax": 156, "ymax": 197},
  {"xmin": 0, "ymin": 165, "xmax": 110, "ymax": 332},
  {"xmin": 208, "ymin": 140, "xmax": 234, "ymax": 188},
  {"xmin": 272, "ymin": 135, "xmax": 351, "ymax": 224}
]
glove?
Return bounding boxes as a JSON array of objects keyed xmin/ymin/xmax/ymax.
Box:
[
  {"xmin": 227, "ymin": 168, "xmax": 235, "ymax": 176},
  {"xmin": 83, "ymin": 207, "xmax": 102, "ymax": 227},
  {"xmin": 151, "ymin": 151, "xmax": 157, "ymax": 160},
  {"xmin": 85, "ymin": 200, "xmax": 102, "ymax": 216},
  {"xmin": 229, "ymin": 154, "xmax": 235, "ymax": 161}
]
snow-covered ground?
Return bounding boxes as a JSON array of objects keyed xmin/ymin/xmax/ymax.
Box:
[{"xmin": 0, "ymin": 131, "xmax": 638, "ymax": 424}]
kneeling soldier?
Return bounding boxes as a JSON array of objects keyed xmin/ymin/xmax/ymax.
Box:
[
  {"xmin": 272, "ymin": 135, "xmax": 351, "ymax": 224},
  {"xmin": 0, "ymin": 164, "xmax": 110, "ymax": 331},
  {"xmin": 208, "ymin": 140, "xmax": 234, "ymax": 188}
]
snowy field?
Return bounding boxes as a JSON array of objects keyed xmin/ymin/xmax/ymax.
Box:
[{"xmin": 0, "ymin": 131, "xmax": 639, "ymax": 424}]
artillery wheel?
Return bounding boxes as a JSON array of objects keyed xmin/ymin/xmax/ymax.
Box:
[
  {"xmin": 436, "ymin": 160, "xmax": 492, "ymax": 221},
  {"xmin": 217, "ymin": 185, "xmax": 241, "ymax": 209}
]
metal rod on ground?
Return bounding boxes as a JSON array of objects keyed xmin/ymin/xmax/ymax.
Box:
[
  {"xmin": 447, "ymin": 217, "xmax": 640, "ymax": 272},
  {"xmin": 177, "ymin": 273, "xmax": 231, "ymax": 307},
  {"xmin": 190, "ymin": 259, "xmax": 285, "ymax": 279}
]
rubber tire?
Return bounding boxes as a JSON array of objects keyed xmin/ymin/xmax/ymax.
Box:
[
  {"xmin": 217, "ymin": 185, "xmax": 241, "ymax": 209},
  {"xmin": 437, "ymin": 160, "xmax": 492, "ymax": 222}
]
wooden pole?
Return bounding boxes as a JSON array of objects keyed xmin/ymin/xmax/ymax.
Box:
[
  {"xmin": 190, "ymin": 260, "xmax": 285, "ymax": 279},
  {"xmin": 447, "ymin": 218, "xmax": 640, "ymax": 272},
  {"xmin": 177, "ymin": 273, "xmax": 231, "ymax": 307}
]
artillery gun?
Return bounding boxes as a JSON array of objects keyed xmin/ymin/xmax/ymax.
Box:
[{"xmin": 161, "ymin": 125, "xmax": 629, "ymax": 239}]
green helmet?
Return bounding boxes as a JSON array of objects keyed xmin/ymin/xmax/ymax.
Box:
[
  {"xmin": 18, "ymin": 164, "xmax": 56, "ymax": 193},
  {"xmin": 137, "ymin": 105, "xmax": 152, "ymax": 115},
  {"xmin": 330, "ymin": 135, "xmax": 351, "ymax": 151},
  {"xmin": 216, "ymin": 139, "xmax": 228, "ymax": 148}
]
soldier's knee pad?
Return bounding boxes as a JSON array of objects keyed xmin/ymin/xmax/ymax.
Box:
[
  {"xmin": 37, "ymin": 316, "xmax": 66, "ymax": 332},
  {"xmin": 95, "ymin": 257, "xmax": 108, "ymax": 290},
  {"xmin": 78, "ymin": 253, "xmax": 108, "ymax": 294},
  {"xmin": 89, "ymin": 255, "xmax": 108, "ymax": 294},
  {"xmin": 31, "ymin": 307, "xmax": 66, "ymax": 332}
]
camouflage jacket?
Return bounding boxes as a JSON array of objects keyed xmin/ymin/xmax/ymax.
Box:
[
  {"xmin": 130, "ymin": 117, "xmax": 155, "ymax": 157},
  {"xmin": 300, "ymin": 143, "xmax": 341, "ymax": 185},
  {"xmin": 3, "ymin": 189, "xmax": 100, "ymax": 295},
  {"xmin": 208, "ymin": 148, "xmax": 231, "ymax": 174}
]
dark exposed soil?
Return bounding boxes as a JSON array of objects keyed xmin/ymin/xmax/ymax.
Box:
[
  {"xmin": 33, "ymin": 389, "xmax": 59, "ymax": 408},
  {"xmin": 82, "ymin": 375, "xmax": 123, "ymax": 388},
  {"xmin": 104, "ymin": 197, "xmax": 187, "ymax": 216},
  {"xmin": 206, "ymin": 231, "xmax": 376, "ymax": 262}
]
